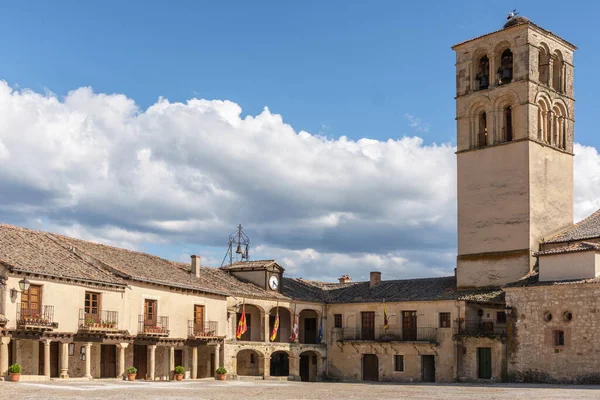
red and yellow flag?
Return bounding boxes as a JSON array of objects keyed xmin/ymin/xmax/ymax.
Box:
[
  {"xmin": 383, "ymin": 302, "xmax": 389, "ymax": 330},
  {"xmin": 270, "ymin": 308, "xmax": 280, "ymax": 341},
  {"xmin": 236, "ymin": 303, "xmax": 247, "ymax": 339}
]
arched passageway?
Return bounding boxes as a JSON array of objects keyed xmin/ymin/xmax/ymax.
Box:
[
  {"xmin": 237, "ymin": 349, "xmax": 262, "ymax": 376},
  {"xmin": 299, "ymin": 309, "xmax": 320, "ymax": 344},
  {"xmin": 270, "ymin": 351, "xmax": 289, "ymax": 377},
  {"xmin": 299, "ymin": 351, "xmax": 319, "ymax": 382}
]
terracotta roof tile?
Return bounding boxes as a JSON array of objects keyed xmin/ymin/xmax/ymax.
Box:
[
  {"xmin": 546, "ymin": 209, "xmax": 600, "ymax": 244},
  {"xmin": 220, "ymin": 260, "xmax": 282, "ymax": 271},
  {"xmin": 0, "ymin": 223, "xmax": 126, "ymax": 286},
  {"xmin": 535, "ymin": 241, "xmax": 600, "ymax": 256}
]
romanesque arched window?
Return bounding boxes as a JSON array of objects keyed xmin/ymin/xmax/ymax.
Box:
[
  {"xmin": 552, "ymin": 105, "xmax": 567, "ymax": 149},
  {"xmin": 537, "ymin": 101, "xmax": 548, "ymax": 142},
  {"xmin": 538, "ymin": 46, "xmax": 549, "ymax": 85},
  {"xmin": 504, "ymin": 106, "xmax": 513, "ymax": 142},
  {"xmin": 478, "ymin": 111, "xmax": 488, "ymax": 147},
  {"xmin": 498, "ymin": 49, "xmax": 513, "ymax": 84},
  {"xmin": 476, "ymin": 56, "xmax": 490, "ymax": 90},
  {"xmin": 553, "ymin": 52, "xmax": 564, "ymax": 93}
]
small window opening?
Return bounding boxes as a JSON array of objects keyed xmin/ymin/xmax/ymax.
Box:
[
  {"xmin": 439, "ymin": 313, "xmax": 451, "ymax": 328},
  {"xmin": 498, "ymin": 49, "xmax": 513, "ymax": 84},
  {"xmin": 334, "ymin": 314, "xmax": 342, "ymax": 328},
  {"xmin": 538, "ymin": 48, "xmax": 549, "ymax": 85},
  {"xmin": 394, "ymin": 355, "xmax": 404, "ymax": 372},
  {"xmin": 504, "ymin": 106, "xmax": 513, "ymax": 142},
  {"xmin": 553, "ymin": 56, "xmax": 563, "ymax": 93},
  {"xmin": 544, "ymin": 312, "xmax": 553, "ymax": 322},
  {"xmin": 476, "ymin": 56, "xmax": 490, "ymax": 90},
  {"xmin": 478, "ymin": 112, "xmax": 488, "ymax": 147},
  {"xmin": 563, "ymin": 311, "xmax": 573, "ymax": 322},
  {"xmin": 553, "ymin": 330, "xmax": 565, "ymax": 346},
  {"xmin": 497, "ymin": 311, "xmax": 507, "ymax": 324}
]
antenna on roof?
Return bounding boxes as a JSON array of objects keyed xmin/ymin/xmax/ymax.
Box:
[{"xmin": 220, "ymin": 224, "xmax": 250, "ymax": 267}]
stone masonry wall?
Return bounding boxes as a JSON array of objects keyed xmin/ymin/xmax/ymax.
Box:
[{"xmin": 505, "ymin": 283, "xmax": 600, "ymax": 383}]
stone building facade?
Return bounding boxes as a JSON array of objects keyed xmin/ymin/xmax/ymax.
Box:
[{"xmin": 1, "ymin": 13, "xmax": 599, "ymax": 386}]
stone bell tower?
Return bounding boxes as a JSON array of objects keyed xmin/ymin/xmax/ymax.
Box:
[{"xmin": 452, "ymin": 14, "xmax": 576, "ymax": 288}]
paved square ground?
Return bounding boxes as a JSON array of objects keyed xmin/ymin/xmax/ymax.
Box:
[{"xmin": 1, "ymin": 379, "xmax": 600, "ymax": 400}]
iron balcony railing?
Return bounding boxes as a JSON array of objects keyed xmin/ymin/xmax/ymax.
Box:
[
  {"xmin": 17, "ymin": 305, "xmax": 54, "ymax": 330},
  {"xmin": 188, "ymin": 320, "xmax": 219, "ymax": 337},
  {"xmin": 138, "ymin": 315, "xmax": 169, "ymax": 336},
  {"xmin": 78, "ymin": 309, "xmax": 119, "ymax": 331},
  {"xmin": 454, "ymin": 321, "xmax": 507, "ymax": 337},
  {"xmin": 339, "ymin": 327, "xmax": 437, "ymax": 342}
]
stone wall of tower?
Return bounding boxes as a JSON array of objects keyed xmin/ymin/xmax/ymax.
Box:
[{"xmin": 453, "ymin": 21, "xmax": 576, "ymax": 288}]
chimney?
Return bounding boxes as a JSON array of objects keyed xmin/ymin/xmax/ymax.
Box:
[
  {"xmin": 338, "ymin": 274, "xmax": 352, "ymax": 284},
  {"xmin": 370, "ymin": 271, "xmax": 381, "ymax": 288},
  {"xmin": 190, "ymin": 255, "xmax": 201, "ymax": 278}
]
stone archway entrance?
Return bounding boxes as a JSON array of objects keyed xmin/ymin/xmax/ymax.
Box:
[
  {"xmin": 236, "ymin": 349, "xmax": 261, "ymax": 376},
  {"xmin": 299, "ymin": 351, "xmax": 319, "ymax": 382},
  {"xmin": 270, "ymin": 351, "xmax": 289, "ymax": 377}
]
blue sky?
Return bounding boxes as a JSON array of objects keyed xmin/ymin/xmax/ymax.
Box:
[{"xmin": 0, "ymin": 1, "xmax": 599, "ymax": 281}]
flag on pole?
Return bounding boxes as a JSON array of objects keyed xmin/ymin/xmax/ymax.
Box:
[
  {"xmin": 290, "ymin": 304, "xmax": 299, "ymax": 341},
  {"xmin": 317, "ymin": 316, "xmax": 323, "ymax": 343},
  {"xmin": 383, "ymin": 301, "xmax": 389, "ymax": 330},
  {"xmin": 236, "ymin": 302, "xmax": 247, "ymax": 339},
  {"xmin": 270, "ymin": 306, "xmax": 280, "ymax": 341}
]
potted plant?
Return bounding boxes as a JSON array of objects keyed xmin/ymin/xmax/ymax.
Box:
[
  {"xmin": 8, "ymin": 364, "xmax": 21, "ymax": 382},
  {"xmin": 126, "ymin": 366, "xmax": 137, "ymax": 381},
  {"xmin": 216, "ymin": 367, "xmax": 227, "ymax": 380},
  {"xmin": 174, "ymin": 365, "xmax": 185, "ymax": 381}
]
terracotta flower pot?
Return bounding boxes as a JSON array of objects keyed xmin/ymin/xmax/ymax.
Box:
[
  {"xmin": 217, "ymin": 374, "xmax": 226, "ymax": 381},
  {"xmin": 175, "ymin": 374, "xmax": 183, "ymax": 381},
  {"xmin": 9, "ymin": 373, "xmax": 20, "ymax": 382},
  {"xmin": 127, "ymin": 373, "xmax": 136, "ymax": 381}
]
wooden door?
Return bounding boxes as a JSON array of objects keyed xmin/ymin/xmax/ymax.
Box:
[
  {"xmin": 144, "ymin": 299, "xmax": 157, "ymax": 327},
  {"xmin": 299, "ymin": 355, "xmax": 309, "ymax": 382},
  {"xmin": 402, "ymin": 311, "xmax": 417, "ymax": 341},
  {"xmin": 362, "ymin": 354, "xmax": 378, "ymax": 381},
  {"xmin": 477, "ymin": 347, "xmax": 492, "ymax": 379},
  {"xmin": 85, "ymin": 292, "xmax": 102, "ymax": 323},
  {"xmin": 133, "ymin": 345, "xmax": 148, "ymax": 380},
  {"xmin": 210, "ymin": 353, "xmax": 215, "ymax": 377},
  {"xmin": 361, "ymin": 312, "xmax": 375, "ymax": 340},
  {"xmin": 50, "ymin": 342, "xmax": 59, "ymax": 377},
  {"xmin": 194, "ymin": 305, "xmax": 205, "ymax": 334},
  {"xmin": 304, "ymin": 318, "xmax": 317, "ymax": 344},
  {"xmin": 21, "ymin": 284, "xmax": 42, "ymax": 316},
  {"xmin": 421, "ymin": 355, "xmax": 435, "ymax": 382},
  {"xmin": 38, "ymin": 341, "xmax": 45, "ymax": 375},
  {"xmin": 174, "ymin": 349, "xmax": 183, "ymax": 369},
  {"xmin": 101, "ymin": 344, "xmax": 117, "ymax": 378}
]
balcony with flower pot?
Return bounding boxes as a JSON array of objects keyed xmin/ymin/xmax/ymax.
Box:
[
  {"xmin": 138, "ymin": 315, "xmax": 169, "ymax": 337},
  {"xmin": 16, "ymin": 306, "xmax": 55, "ymax": 331},
  {"xmin": 78, "ymin": 309, "xmax": 120, "ymax": 333},
  {"xmin": 188, "ymin": 320, "xmax": 219, "ymax": 338}
]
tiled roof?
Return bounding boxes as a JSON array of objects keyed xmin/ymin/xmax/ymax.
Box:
[
  {"xmin": 534, "ymin": 241, "xmax": 600, "ymax": 256},
  {"xmin": 545, "ymin": 209, "xmax": 600, "ymax": 244},
  {"xmin": 452, "ymin": 20, "xmax": 576, "ymax": 51},
  {"xmin": 505, "ymin": 267, "xmax": 600, "ymax": 288},
  {"xmin": 54, "ymin": 234, "xmax": 229, "ymax": 296},
  {"xmin": 183, "ymin": 264, "xmax": 289, "ymax": 300},
  {"xmin": 0, "ymin": 224, "xmax": 126, "ymax": 286},
  {"xmin": 220, "ymin": 260, "xmax": 283, "ymax": 271},
  {"xmin": 284, "ymin": 276, "xmax": 504, "ymax": 304}
]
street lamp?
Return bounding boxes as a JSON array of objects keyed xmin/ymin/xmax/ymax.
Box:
[{"xmin": 18, "ymin": 277, "xmax": 31, "ymax": 292}]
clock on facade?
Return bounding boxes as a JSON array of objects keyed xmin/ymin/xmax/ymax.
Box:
[{"xmin": 268, "ymin": 275, "xmax": 279, "ymax": 290}]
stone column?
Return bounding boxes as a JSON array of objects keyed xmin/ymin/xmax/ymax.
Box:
[
  {"xmin": 259, "ymin": 355, "xmax": 268, "ymax": 377},
  {"xmin": 229, "ymin": 311, "xmax": 237, "ymax": 342},
  {"xmin": 214, "ymin": 344, "xmax": 221, "ymax": 376},
  {"xmin": 191, "ymin": 346, "xmax": 198, "ymax": 379},
  {"xmin": 42, "ymin": 339, "xmax": 51, "ymax": 378},
  {"xmin": 148, "ymin": 345, "xmax": 156, "ymax": 381},
  {"xmin": 117, "ymin": 343, "xmax": 128, "ymax": 378},
  {"xmin": 0, "ymin": 337, "xmax": 10, "ymax": 377},
  {"xmin": 169, "ymin": 347, "xmax": 175, "ymax": 380},
  {"xmin": 260, "ymin": 311, "xmax": 267, "ymax": 342},
  {"xmin": 60, "ymin": 342, "xmax": 69, "ymax": 378},
  {"xmin": 289, "ymin": 355, "xmax": 299, "ymax": 380},
  {"xmin": 84, "ymin": 342, "xmax": 92, "ymax": 378}
]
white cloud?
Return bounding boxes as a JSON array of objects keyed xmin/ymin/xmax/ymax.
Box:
[
  {"xmin": 404, "ymin": 113, "xmax": 431, "ymax": 133},
  {"xmin": 0, "ymin": 81, "xmax": 599, "ymax": 281}
]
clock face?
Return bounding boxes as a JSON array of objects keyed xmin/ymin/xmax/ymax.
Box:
[{"xmin": 269, "ymin": 275, "xmax": 279, "ymax": 290}]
